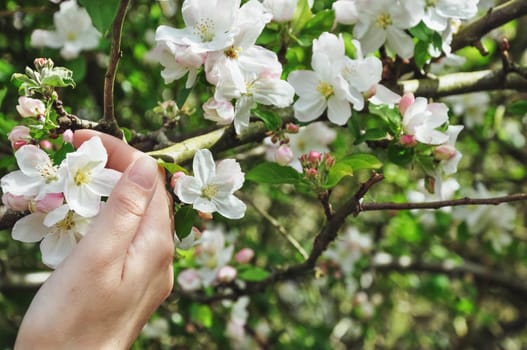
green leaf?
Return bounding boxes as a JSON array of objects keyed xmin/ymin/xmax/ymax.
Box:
[
  {"xmin": 237, "ymin": 266, "xmax": 270, "ymax": 282},
  {"xmin": 246, "ymin": 162, "xmax": 302, "ymax": 184},
  {"xmin": 157, "ymin": 159, "xmax": 189, "ymax": 175},
  {"xmin": 291, "ymin": 0, "xmax": 313, "ymax": 34},
  {"xmin": 52, "ymin": 142, "xmax": 75, "ymax": 166},
  {"xmin": 0, "ymin": 87, "xmax": 7, "ymax": 109},
  {"xmin": 326, "ymin": 154, "xmax": 383, "ymax": 188},
  {"xmin": 508, "ymin": 101, "xmax": 527, "ymax": 115},
  {"xmin": 174, "ymin": 206, "xmax": 196, "ymax": 240},
  {"xmin": 409, "ymin": 22, "xmax": 433, "ymax": 41},
  {"xmin": 253, "ymin": 109, "xmax": 282, "ymax": 130},
  {"xmin": 304, "ymin": 9, "xmax": 335, "ymax": 31},
  {"xmin": 190, "ymin": 304, "xmax": 213, "ymax": 328},
  {"xmin": 387, "ymin": 144, "xmax": 414, "ymax": 166},
  {"xmin": 176, "ymin": 87, "xmax": 192, "ymax": 109},
  {"xmin": 78, "ymin": 0, "xmax": 120, "ymax": 34},
  {"xmin": 414, "ymin": 40, "xmax": 431, "ymax": 69}
]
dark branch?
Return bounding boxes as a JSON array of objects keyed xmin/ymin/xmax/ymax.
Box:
[
  {"xmin": 451, "ymin": 0, "xmax": 527, "ymax": 53},
  {"xmin": 359, "ymin": 193, "xmax": 527, "ymax": 212}
]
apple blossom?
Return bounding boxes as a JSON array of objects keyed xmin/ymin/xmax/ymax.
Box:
[
  {"xmin": 12, "ymin": 204, "xmax": 95, "ymax": 268},
  {"xmin": 436, "ymin": 125, "xmax": 463, "ymax": 175},
  {"xmin": 2, "ymin": 193, "xmax": 30, "ymax": 212},
  {"xmin": 203, "ymin": 98, "xmax": 235, "ymax": 125},
  {"xmin": 7, "ymin": 125, "xmax": 31, "ymax": 150},
  {"xmin": 16, "ymin": 96, "xmax": 46, "ymax": 118},
  {"xmin": 273, "ymin": 145, "xmax": 294, "ymax": 166},
  {"xmin": 235, "ymin": 248, "xmax": 255, "ymax": 264},
  {"xmin": 418, "ymin": 0, "xmax": 479, "ymax": 31},
  {"xmin": 1, "ymin": 144, "xmax": 63, "ymax": 200},
  {"xmin": 401, "ymin": 96, "xmax": 449, "ymax": 145},
  {"xmin": 60, "ymin": 136, "xmax": 122, "ymax": 217},
  {"xmin": 262, "ymin": 0, "xmax": 298, "ymax": 22},
  {"xmin": 174, "ymin": 149, "xmax": 246, "ymax": 219},
  {"xmin": 62, "ymin": 129, "xmax": 74, "ymax": 144},
  {"xmin": 177, "ymin": 268, "xmax": 202, "ymax": 292},
  {"xmin": 216, "ymin": 265, "xmax": 237, "ymax": 283},
  {"xmin": 194, "ymin": 227, "xmax": 235, "ymax": 286},
  {"xmin": 30, "ymin": 0, "xmax": 101, "ymax": 60}
]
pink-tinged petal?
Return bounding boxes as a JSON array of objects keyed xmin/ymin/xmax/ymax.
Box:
[
  {"xmin": 214, "ymin": 195, "xmax": 246, "ymax": 219},
  {"xmin": 327, "ymin": 95, "xmax": 351, "ymax": 126},
  {"xmin": 65, "ymin": 184, "xmax": 101, "ymax": 217},
  {"xmin": 426, "ymin": 103, "xmax": 449, "ymax": 127},
  {"xmin": 174, "ymin": 176, "xmax": 202, "ymax": 204},
  {"xmin": 385, "ymin": 27, "xmax": 414, "ymax": 59},
  {"xmin": 12, "ymin": 213, "xmax": 47, "ymax": 242},
  {"xmin": 88, "ymin": 168, "xmax": 122, "ymax": 196},
  {"xmin": 447, "ymin": 125, "xmax": 464, "ymax": 145},
  {"xmin": 443, "ymin": 151, "xmax": 462, "ymax": 175},
  {"xmin": 293, "ymin": 97, "xmax": 327, "ymax": 122},
  {"xmin": 1, "ymin": 171, "xmax": 42, "ymax": 197},
  {"xmin": 193, "ymin": 149, "xmax": 216, "ymax": 184},
  {"xmin": 215, "ymin": 159, "xmax": 244, "ymax": 191},
  {"xmin": 40, "ymin": 232, "xmax": 77, "ymax": 269},
  {"xmin": 192, "ymin": 196, "xmax": 217, "ymax": 214},
  {"xmin": 415, "ymin": 127, "xmax": 449, "ymax": 145}
]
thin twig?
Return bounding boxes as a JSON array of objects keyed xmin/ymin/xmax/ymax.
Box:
[
  {"xmin": 239, "ymin": 193, "xmax": 309, "ymax": 261},
  {"xmin": 359, "ymin": 193, "xmax": 527, "ymax": 212}
]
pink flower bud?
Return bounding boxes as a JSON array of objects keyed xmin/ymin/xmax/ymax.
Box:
[
  {"xmin": 34, "ymin": 58, "xmax": 52, "ymax": 70},
  {"xmin": 305, "ymin": 168, "xmax": 318, "ymax": 178},
  {"xmin": 33, "ymin": 193, "xmax": 64, "ymax": 213},
  {"xmin": 398, "ymin": 92, "xmax": 415, "ymax": 116},
  {"xmin": 198, "ymin": 211, "xmax": 213, "ymax": 221},
  {"xmin": 177, "ymin": 269, "xmax": 201, "ymax": 292},
  {"xmin": 285, "ymin": 123, "xmax": 299, "ymax": 134},
  {"xmin": 400, "ymin": 134, "xmax": 417, "ymax": 146},
  {"xmin": 307, "ymin": 150, "xmax": 322, "ymax": 164},
  {"xmin": 2, "ymin": 193, "xmax": 30, "ymax": 211},
  {"xmin": 8, "ymin": 125, "xmax": 31, "ymax": 150},
  {"xmin": 324, "ymin": 153, "xmax": 335, "ymax": 168},
  {"xmin": 170, "ymin": 171, "xmax": 185, "ymax": 189},
  {"xmin": 216, "ymin": 265, "xmax": 237, "ymax": 283},
  {"xmin": 62, "ymin": 129, "xmax": 74, "ymax": 144},
  {"xmin": 235, "ymin": 248, "xmax": 255, "ymax": 264},
  {"xmin": 274, "ymin": 144, "xmax": 294, "ymax": 165},
  {"xmin": 39, "ymin": 140, "xmax": 53, "ymax": 150},
  {"xmin": 433, "ymin": 144, "xmax": 457, "ymax": 160},
  {"xmin": 16, "ymin": 96, "xmax": 46, "ymax": 118},
  {"xmin": 203, "ymin": 98, "xmax": 234, "ymax": 125}
]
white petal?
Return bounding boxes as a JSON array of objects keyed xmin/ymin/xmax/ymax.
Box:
[
  {"xmin": 215, "ymin": 159, "xmax": 244, "ymax": 191},
  {"xmin": 12, "ymin": 213, "xmax": 47, "ymax": 242},
  {"xmin": 193, "ymin": 149, "xmax": 216, "ymax": 184},
  {"xmin": 287, "ymin": 71, "xmax": 319, "ymax": 97},
  {"xmin": 385, "ymin": 27, "xmax": 414, "ymax": 59},
  {"xmin": 358, "ymin": 25, "xmax": 386, "ymax": 55},
  {"xmin": 193, "ymin": 196, "xmax": 217, "ymax": 213},
  {"xmin": 214, "ymin": 195, "xmax": 246, "ymax": 219},
  {"xmin": 253, "ymin": 79, "xmax": 295, "ymax": 107},
  {"xmin": 1, "ymin": 171, "xmax": 41, "ymax": 197},
  {"xmin": 174, "ymin": 176, "xmax": 202, "ymax": 204},
  {"xmin": 65, "ymin": 183, "xmax": 101, "ymax": 217},
  {"xmin": 88, "ymin": 169, "xmax": 122, "ymax": 196},
  {"xmin": 40, "ymin": 232, "xmax": 77, "ymax": 269},
  {"xmin": 293, "ymin": 97, "xmax": 327, "ymax": 122},
  {"xmin": 43, "ymin": 204, "xmax": 70, "ymax": 227},
  {"xmin": 327, "ymin": 95, "xmax": 351, "ymax": 125}
]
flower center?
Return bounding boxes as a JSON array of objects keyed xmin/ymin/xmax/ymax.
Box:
[
  {"xmin": 376, "ymin": 13, "xmax": 392, "ymax": 29},
  {"xmin": 425, "ymin": 0, "xmax": 437, "ymax": 7},
  {"xmin": 317, "ymin": 81, "xmax": 334, "ymax": 99},
  {"xmin": 195, "ymin": 18, "xmax": 215, "ymax": 42},
  {"xmin": 38, "ymin": 164, "xmax": 59, "ymax": 184},
  {"xmin": 74, "ymin": 169, "xmax": 91, "ymax": 186},
  {"xmin": 202, "ymin": 184, "xmax": 219, "ymax": 200},
  {"xmin": 224, "ymin": 46, "xmax": 241, "ymax": 59},
  {"xmin": 56, "ymin": 210, "xmax": 76, "ymax": 231},
  {"xmin": 66, "ymin": 32, "xmax": 77, "ymax": 41}
]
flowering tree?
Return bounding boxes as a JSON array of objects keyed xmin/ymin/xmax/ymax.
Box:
[{"xmin": 1, "ymin": 0, "xmax": 527, "ymax": 348}]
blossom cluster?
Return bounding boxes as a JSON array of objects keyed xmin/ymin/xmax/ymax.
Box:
[
  {"xmin": 1, "ymin": 136, "xmax": 121, "ymax": 268},
  {"xmin": 151, "ymin": 0, "xmax": 295, "ymax": 134}
]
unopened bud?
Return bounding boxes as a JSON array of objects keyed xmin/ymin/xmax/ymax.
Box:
[
  {"xmin": 305, "ymin": 168, "xmax": 318, "ymax": 178},
  {"xmin": 33, "ymin": 193, "xmax": 64, "ymax": 213},
  {"xmin": 9, "ymin": 125, "xmax": 31, "ymax": 146},
  {"xmin": 324, "ymin": 153, "xmax": 335, "ymax": 168},
  {"xmin": 433, "ymin": 144, "xmax": 456, "ymax": 161},
  {"xmin": 400, "ymin": 134, "xmax": 417, "ymax": 146},
  {"xmin": 398, "ymin": 92, "xmax": 415, "ymax": 116},
  {"xmin": 198, "ymin": 211, "xmax": 213, "ymax": 221},
  {"xmin": 170, "ymin": 171, "xmax": 185, "ymax": 189},
  {"xmin": 216, "ymin": 265, "xmax": 237, "ymax": 283},
  {"xmin": 16, "ymin": 96, "xmax": 46, "ymax": 118},
  {"xmin": 34, "ymin": 58, "xmax": 50, "ymax": 70},
  {"xmin": 274, "ymin": 144, "xmax": 294, "ymax": 165},
  {"xmin": 2, "ymin": 193, "xmax": 30, "ymax": 211},
  {"xmin": 39, "ymin": 140, "xmax": 53, "ymax": 150},
  {"xmin": 285, "ymin": 123, "xmax": 299, "ymax": 133},
  {"xmin": 62, "ymin": 129, "xmax": 74, "ymax": 144},
  {"xmin": 307, "ymin": 150, "xmax": 322, "ymax": 164},
  {"xmin": 177, "ymin": 269, "xmax": 201, "ymax": 292},
  {"xmin": 235, "ymin": 248, "xmax": 255, "ymax": 264}
]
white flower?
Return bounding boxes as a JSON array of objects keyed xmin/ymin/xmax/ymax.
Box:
[
  {"xmin": 177, "ymin": 268, "xmax": 202, "ymax": 291},
  {"xmin": 324, "ymin": 227, "xmax": 371, "ymax": 275},
  {"xmin": 203, "ymin": 98, "xmax": 235, "ymax": 125},
  {"xmin": 288, "ymin": 32, "xmax": 359, "ymax": 125},
  {"xmin": 436, "ymin": 125, "xmax": 463, "ymax": 175},
  {"xmin": 262, "ymin": 0, "xmax": 298, "ymax": 22},
  {"xmin": 402, "ymin": 97, "xmax": 449, "ymax": 145},
  {"xmin": 12, "ymin": 204, "xmax": 95, "ymax": 268},
  {"xmin": 30, "ymin": 0, "xmax": 101, "ymax": 60},
  {"xmin": 174, "ymin": 149, "xmax": 246, "ymax": 219},
  {"xmin": 194, "ymin": 227, "xmax": 235, "ymax": 286},
  {"xmin": 1, "ymin": 145, "xmax": 63, "ymax": 200},
  {"xmin": 60, "ymin": 136, "xmax": 122, "ymax": 217},
  {"xmin": 337, "ymin": 0, "xmax": 421, "ymax": 59},
  {"xmin": 16, "ymin": 96, "xmax": 46, "ymax": 118},
  {"xmin": 419, "ymin": 0, "xmax": 479, "ymax": 31},
  {"xmin": 442, "ymin": 92, "xmax": 490, "ymax": 128}
]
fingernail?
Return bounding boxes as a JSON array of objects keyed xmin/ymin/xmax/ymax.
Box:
[{"xmin": 127, "ymin": 156, "xmax": 158, "ymax": 190}]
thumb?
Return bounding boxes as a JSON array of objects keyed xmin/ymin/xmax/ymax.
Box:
[{"xmin": 84, "ymin": 155, "xmax": 160, "ymax": 260}]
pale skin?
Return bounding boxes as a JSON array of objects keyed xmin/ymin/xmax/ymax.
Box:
[{"xmin": 15, "ymin": 130, "xmax": 175, "ymax": 349}]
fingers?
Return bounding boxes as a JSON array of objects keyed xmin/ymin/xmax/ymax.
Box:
[
  {"xmin": 82, "ymin": 154, "xmax": 160, "ymax": 263},
  {"xmin": 73, "ymin": 129, "xmax": 142, "ymax": 172}
]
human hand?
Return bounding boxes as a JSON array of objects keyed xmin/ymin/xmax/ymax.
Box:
[{"xmin": 15, "ymin": 130, "xmax": 174, "ymax": 349}]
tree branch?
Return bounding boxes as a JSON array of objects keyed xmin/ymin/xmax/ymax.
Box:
[
  {"xmin": 451, "ymin": 0, "xmax": 527, "ymax": 53},
  {"xmin": 100, "ymin": 0, "xmax": 130, "ymax": 138},
  {"xmin": 359, "ymin": 193, "xmax": 527, "ymax": 212},
  {"xmin": 398, "ymin": 67, "xmax": 527, "ymax": 97}
]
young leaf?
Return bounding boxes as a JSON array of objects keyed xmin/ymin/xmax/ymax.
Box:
[
  {"xmin": 52, "ymin": 142, "xmax": 75, "ymax": 166},
  {"xmin": 246, "ymin": 162, "xmax": 302, "ymax": 184},
  {"xmin": 175, "ymin": 205, "xmax": 197, "ymax": 240},
  {"xmin": 190, "ymin": 304, "xmax": 213, "ymax": 328},
  {"xmin": 253, "ymin": 109, "xmax": 282, "ymax": 130},
  {"xmin": 78, "ymin": 0, "xmax": 120, "ymax": 35},
  {"xmin": 326, "ymin": 154, "xmax": 383, "ymax": 188},
  {"xmin": 157, "ymin": 159, "xmax": 189, "ymax": 175},
  {"xmin": 237, "ymin": 266, "xmax": 270, "ymax": 282}
]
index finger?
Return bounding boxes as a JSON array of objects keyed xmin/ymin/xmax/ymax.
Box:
[{"xmin": 73, "ymin": 129, "xmax": 142, "ymax": 172}]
